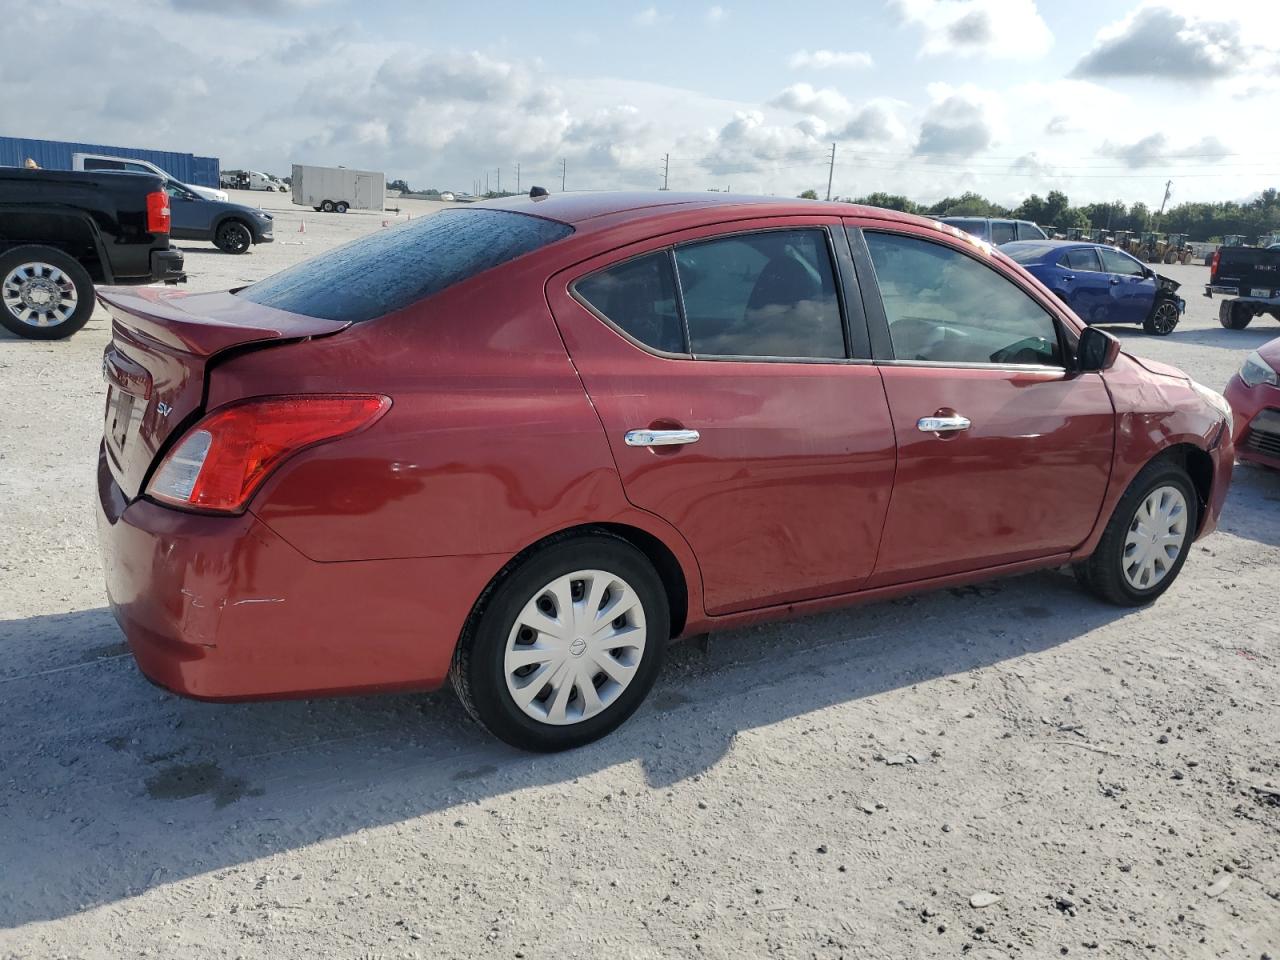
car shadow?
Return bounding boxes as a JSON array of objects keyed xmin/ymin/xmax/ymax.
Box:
[
  {"xmin": 1164, "ymin": 325, "xmax": 1278, "ymax": 351},
  {"xmin": 0, "ymin": 566, "xmax": 1137, "ymax": 928}
]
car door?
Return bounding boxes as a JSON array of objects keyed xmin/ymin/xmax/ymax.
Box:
[
  {"xmin": 1059, "ymin": 247, "xmax": 1112, "ymax": 324},
  {"xmin": 547, "ymin": 218, "xmax": 897, "ymax": 616},
  {"xmin": 847, "ymin": 221, "xmax": 1115, "ymax": 585},
  {"xmin": 163, "ymin": 183, "xmax": 207, "ymax": 240},
  {"xmin": 1097, "ymin": 246, "xmax": 1154, "ymax": 325},
  {"xmin": 989, "ymin": 220, "xmax": 1016, "ymax": 246}
]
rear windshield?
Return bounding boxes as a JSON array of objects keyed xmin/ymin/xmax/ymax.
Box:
[
  {"xmin": 1002, "ymin": 242, "xmax": 1059, "ymax": 264},
  {"xmin": 237, "ymin": 208, "xmax": 573, "ymax": 322}
]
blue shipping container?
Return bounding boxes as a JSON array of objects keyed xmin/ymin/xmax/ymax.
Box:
[{"xmin": 0, "ymin": 136, "xmax": 220, "ymax": 188}]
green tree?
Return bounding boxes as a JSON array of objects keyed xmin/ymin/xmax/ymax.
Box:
[
  {"xmin": 798, "ymin": 189, "xmax": 819, "ymax": 200},
  {"xmin": 928, "ymin": 192, "xmax": 1008, "ymax": 217},
  {"xmin": 852, "ymin": 192, "xmax": 921, "ymax": 214},
  {"xmin": 388, "ymin": 178, "xmax": 412, "ymax": 193}
]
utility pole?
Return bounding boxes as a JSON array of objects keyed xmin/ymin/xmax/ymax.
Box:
[
  {"xmin": 560, "ymin": 158, "xmax": 566, "ymax": 191},
  {"xmin": 516, "ymin": 163, "xmax": 520, "ymax": 194},
  {"xmin": 825, "ymin": 142, "xmax": 836, "ymax": 202},
  {"xmin": 484, "ymin": 172, "xmax": 489, "ymax": 195},
  {"xmin": 497, "ymin": 168, "xmax": 501, "ymax": 194},
  {"xmin": 661, "ymin": 153, "xmax": 669, "ymax": 190},
  {"xmin": 1158, "ymin": 179, "xmax": 1172, "ymax": 216}
]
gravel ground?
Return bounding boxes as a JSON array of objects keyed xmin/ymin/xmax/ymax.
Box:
[{"xmin": 1, "ymin": 193, "xmax": 1277, "ymax": 959}]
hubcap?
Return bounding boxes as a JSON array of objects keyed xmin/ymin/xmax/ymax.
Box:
[
  {"xmin": 3, "ymin": 262, "xmax": 77, "ymax": 327},
  {"xmin": 504, "ymin": 569, "xmax": 646, "ymax": 726},
  {"xmin": 1122, "ymin": 485, "xmax": 1188, "ymax": 590}
]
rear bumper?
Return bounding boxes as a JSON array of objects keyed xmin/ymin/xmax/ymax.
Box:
[
  {"xmin": 1225, "ymin": 374, "xmax": 1280, "ymax": 470},
  {"xmin": 96, "ymin": 446, "xmax": 506, "ymax": 700},
  {"xmin": 150, "ymin": 247, "xmax": 186, "ymax": 284}
]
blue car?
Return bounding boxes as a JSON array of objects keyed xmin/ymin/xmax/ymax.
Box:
[{"xmin": 1001, "ymin": 240, "xmax": 1185, "ymax": 336}]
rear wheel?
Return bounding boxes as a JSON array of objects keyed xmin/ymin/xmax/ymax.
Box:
[
  {"xmin": 1143, "ymin": 297, "xmax": 1180, "ymax": 335},
  {"xmin": 450, "ymin": 533, "xmax": 669, "ymax": 751},
  {"xmin": 213, "ymin": 220, "xmax": 252, "ymax": 255},
  {"xmin": 1074, "ymin": 460, "xmax": 1198, "ymax": 606},
  {"xmin": 335, "ymin": 201, "xmax": 349, "ymax": 214},
  {"xmin": 0, "ymin": 245, "xmax": 94, "ymax": 340},
  {"xmin": 1219, "ymin": 300, "xmax": 1252, "ymax": 329},
  {"xmin": 320, "ymin": 200, "xmax": 336, "ymax": 213}
]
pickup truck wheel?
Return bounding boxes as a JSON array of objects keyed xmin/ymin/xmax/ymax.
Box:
[
  {"xmin": 0, "ymin": 246, "xmax": 94, "ymax": 340},
  {"xmin": 320, "ymin": 200, "xmax": 336, "ymax": 213},
  {"xmin": 1143, "ymin": 298, "xmax": 1180, "ymax": 336},
  {"xmin": 214, "ymin": 220, "xmax": 253, "ymax": 255},
  {"xmin": 1218, "ymin": 301, "xmax": 1252, "ymax": 330},
  {"xmin": 335, "ymin": 201, "xmax": 349, "ymax": 214}
]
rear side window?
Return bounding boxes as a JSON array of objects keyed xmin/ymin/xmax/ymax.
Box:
[
  {"xmin": 574, "ymin": 252, "xmax": 684, "ymax": 354},
  {"xmin": 238, "ymin": 209, "xmax": 573, "ymax": 323},
  {"xmin": 865, "ymin": 232, "xmax": 1062, "ymax": 367},
  {"xmin": 675, "ymin": 229, "xmax": 844, "ymax": 359},
  {"xmin": 989, "ymin": 221, "xmax": 1016, "ymax": 245},
  {"xmin": 1062, "ymin": 248, "xmax": 1102, "ymax": 272}
]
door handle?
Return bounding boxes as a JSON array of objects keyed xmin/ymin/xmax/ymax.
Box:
[
  {"xmin": 1062, "ymin": 274, "xmax": 1075, "ymax": 281},
  {"xmin": 1110, "ymin": 277, "xmax": 1121, "ymax": 285},
  {"xmin": 625, "ymin": 428, "xmax": 700, "ymax": 447},
  {"xmin": 917, "ymin": 415, "xmax": 971, "ymax": 434}
]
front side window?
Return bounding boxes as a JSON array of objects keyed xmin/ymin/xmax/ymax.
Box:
[
  {"xmin": 574, "ymin": 251, "xmax": 684, "ymax": 354},
  {"xmin": 865, "ymin": 231, "xmax": 1062, "ymax": 367},
  {"xmin": 990, "ymin": 221, "xmax": 1016, "ymax": 245},
  {"xmin": 1063, "ymin": 248, "xmax": 1103, "ymax": 272},
  {"xmin": 1098, "ymin": 247, "xmax": 1145, "ymax": 277},
  {"xmin": 674, "ymin": 230, "xmax": 844, "ymax": 359}
]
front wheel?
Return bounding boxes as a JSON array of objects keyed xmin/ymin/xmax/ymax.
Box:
[
  {"xmin": 214, "ymin": 220, "xmax": 252, "ymax": 254},
  {"xmin": 1143, "ymin": 298, "xmax": 1180, "ymax": 335},
  {"xmin": 1074, "ymin": 460, "xmax": 1198, "ymax": 606},
  {"xmin": 335, "ymin": 201, "xmax": 349, "ymax": 214},
  {"xmin": 320, "ymin": 200, "xmax": 336, "ymax": 213},
  {"xmin": 0, "ymin": 245, "xmax": 94, "ymax": 340},
  {"xmin": 451, "ymin": 533, "xmax": 669, "ymax": 751}
]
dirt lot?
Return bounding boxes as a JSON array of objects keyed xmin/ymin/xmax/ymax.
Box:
[{"xmin": 1, "ymin": 193, "xmax": 1277, "ymax": 959}]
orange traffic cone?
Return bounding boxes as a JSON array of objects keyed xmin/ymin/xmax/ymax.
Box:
[{"xmin": 297, "ymin": 219, "xmax": 306, "ymax": 233}]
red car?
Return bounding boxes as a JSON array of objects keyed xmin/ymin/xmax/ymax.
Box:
[
  {"xmin": 96, "ymin": 192, "xmax": 1235, "ymax": 751},
  {"xmin": 1224, "ymin": 336, "xmax": 1280, "ymax": 469}
]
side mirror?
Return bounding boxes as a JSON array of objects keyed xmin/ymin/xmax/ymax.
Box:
[{"xmin": 1077, "ymin": 326, "xmax": 1121, "ymax": 372}]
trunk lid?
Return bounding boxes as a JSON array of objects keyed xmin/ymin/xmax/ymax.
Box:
[
  {"xmin": 98, "ymin": 286, "xmax": 349, "ymax": 499},
  {"xmin": 1214, "ymin": 246, "xmax": 1280, "ymax": 296}
]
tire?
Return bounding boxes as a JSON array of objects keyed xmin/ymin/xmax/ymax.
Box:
[
  {"xmin": 1143, "ymin": 297, "xmax": 1180, "ymax": 336},
  {"xmin": 1073, "ymin": 459, "xmax": 1199, "ymax": 607},
  {"xmin": 335, "ymin": 201, "xmax": 349, "ymax": 214},
  {"xmin": 0, "ymin": 245, "xmax": 94, "ymax": 340},
  {"xmin": 1218, "ymin": 300, "xmax": 1252, "ymax": 330},
  {"xmin": 320, "ymin": 200, "xmax": 336, "ymax": 213},
  {"xmin": 213, "ymin": 220, "xmax": 253, "ymax": 255},
  {"xmin": 450, "ymin": 532, "xmax": 670, "ymax": 751}
]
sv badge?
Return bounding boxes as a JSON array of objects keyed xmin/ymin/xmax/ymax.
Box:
[{"xmin": 156, "ymin": 401, "xmax": 173, "ymax": 417}]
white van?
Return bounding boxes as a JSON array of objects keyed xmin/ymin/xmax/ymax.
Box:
[{"xmin": 71, "ymin": 153, "xmax": 228, "ymax": 202}]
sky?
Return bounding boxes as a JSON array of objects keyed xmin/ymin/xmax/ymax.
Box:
[{"xmin": 3, "ymin": 0, "xmax": 1279, "ymax": 208}]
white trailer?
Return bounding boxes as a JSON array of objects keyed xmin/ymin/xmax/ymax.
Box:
[{"xmin": 291, "ymin": 164, "xmax": 384, "ymax": 213}]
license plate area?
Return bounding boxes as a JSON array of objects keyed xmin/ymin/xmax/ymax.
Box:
[
  {"xmin": 1250, "ymin": 288, "xmax": 1272, "ymax": 298},
  {"xmin": 106, "ymin": 387, "xmax": 136, "ymax": 451}
]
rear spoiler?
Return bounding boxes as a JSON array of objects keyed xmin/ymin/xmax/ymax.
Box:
[{"xmin": 96, "ymin": 287, "xmax": 349, "ymax": 357}]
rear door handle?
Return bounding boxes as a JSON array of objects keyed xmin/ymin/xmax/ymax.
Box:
[
  {"xmin": 917, "ymin": 415, "xmax": 971, "ymax": 434},
  {"xmin": 625, "ymin": 429, "xmax": 700, "ymax": 447}
]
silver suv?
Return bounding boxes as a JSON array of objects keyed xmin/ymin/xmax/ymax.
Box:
[{"xmin": 939, "ymin": 217, "xmax": 1047, "ymax": 245}]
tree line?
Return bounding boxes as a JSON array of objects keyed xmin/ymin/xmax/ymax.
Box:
[{"xmin": 804, "ymin": 187, "xmax": 1280, "ymax": 242}]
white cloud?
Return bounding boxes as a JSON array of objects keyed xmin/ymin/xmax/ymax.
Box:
[
  {"xmin": 768, "ymin": 83, "xmax": 854, "ymax": 120},
  {"xmin": 706, "ymin": 5, "xmax": 727, "ymax": 24},
  {"xmin": 893, "ymin": 0, "xmax": 1052, "ymax": 60},
  {"xmin": 1072, "ymin": 3, "xmax": 1267, "ymax": 81},
  {"xmin": 787, "ymin": 49, "xmax": 873, "ymax": 70},
  {"xmin": 913, "ymin": 83, "xmax": 1001, "ymax": 157},
  {"xmin": 1098, "ymin": 132, "xmax": 1232, "ymax": 167},
  {"xmin": 633, "ymin": 6, "xmax": 667, "ymax": 26}
]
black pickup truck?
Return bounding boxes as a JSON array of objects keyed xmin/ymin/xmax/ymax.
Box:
[
  {"xmin": 0, "ymin": 168, "xmax": 184, "ymax": 339},
  {"xmin": 1206, "ymin": 245, "xmax": 1280, "ymax": 329}
]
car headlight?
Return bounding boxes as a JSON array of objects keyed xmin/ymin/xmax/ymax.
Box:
[
  {"xmin": 1191, "ymin": 380, "xmax": 1233, "ymax": 435},
  {"xmin": 1239, "ymin": 350, "xmax": 1278, "ymax": 388}
]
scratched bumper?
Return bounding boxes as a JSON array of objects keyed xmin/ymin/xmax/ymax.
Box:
[{"xmin": 96, "ymin": 444, "xmax": 486, "ymax": 700}]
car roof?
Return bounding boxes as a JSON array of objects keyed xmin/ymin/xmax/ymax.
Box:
[{"xmin": 477, "ymin": 190, "xmax": 935, "ymax": 232}]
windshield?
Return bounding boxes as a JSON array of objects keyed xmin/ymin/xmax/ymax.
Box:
[{"xmin": 237, "ymin": 209, "xmax": 573, "ymax": 323}]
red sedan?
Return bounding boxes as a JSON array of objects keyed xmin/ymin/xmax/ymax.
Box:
[
  {"xmin": 1224, "ymin": 336, "xmax": 1280, "ymax": 469},
  {"xmin": 96, "ymin": 192, "xmax": 1234, "ymax": 751}
]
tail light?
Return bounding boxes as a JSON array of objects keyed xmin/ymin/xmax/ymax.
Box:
[
  {"xmin": 146, "ymin": 190, "xmax": 171, "ymax": 234},
  {"xmin": 1210, "ymin": 250, "xmax": 1220, "ymax": 281},
  {"xmin": 147, "ymin": 394, "xmax": 391, "ymax": 513}
]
